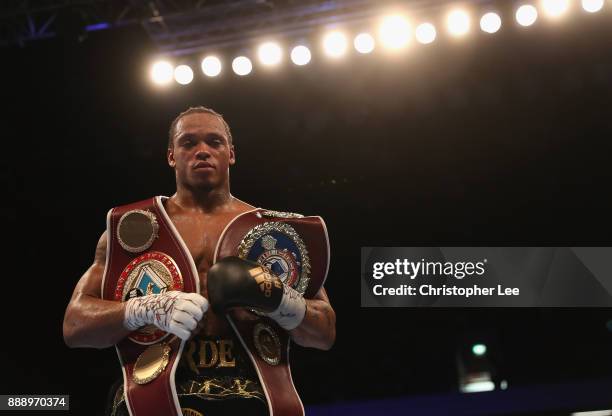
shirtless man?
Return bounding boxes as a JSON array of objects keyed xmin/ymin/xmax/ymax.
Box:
[{"xmin": 63, "ymin": 107, "xmax": 336, "ymax": 415}]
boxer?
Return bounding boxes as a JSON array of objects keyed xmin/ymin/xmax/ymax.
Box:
[{"xmin": 63, "ymin": 107, "xmax": 335, "ymax": 416}]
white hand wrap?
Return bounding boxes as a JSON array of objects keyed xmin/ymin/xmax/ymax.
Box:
[
  {"xmin": 123, "ymin": 291, "xmax": 209, "ymax": 341},
  {"xmin": 266, "ymin": 284, "xmax": 306, "ymax": 331}
]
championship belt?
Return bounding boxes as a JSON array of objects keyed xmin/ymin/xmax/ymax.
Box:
[
  {"xmin": 101, "ymin": 196, "xmax": 200, "ymax": 416},
  {"xmin": 214, "ymin": 209, "xmax": 330, "ymax": 416}
]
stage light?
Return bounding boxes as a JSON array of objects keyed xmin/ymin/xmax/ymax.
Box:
[
  {"xmin": 379, "ymin": 15, "xmax": 411, "ymax": 50},
  {"xmin": 232, "ymin": 56, "xmax": 252, "ymax": 76},
  {"xmin": 447, "ymin": 9, "xmax": 470, "ymax": 37},
  {"xmin": 480, "ymin": 12, "xmax": 502, "ymax": 33},
  {"xmin": 174, "ymin": 64, "xmax": 193, "ymax": 85},
  {"xmin": 323, "ymin": 31, "xmax": 348, "ymax": 58},
  {"xmin": 516, "ymin": 4, "xmax": 539, "ymax": 26},
  {"xmin": 201, "ymin": 56, "xmax": 221, "ymax": 77},
  {"xmin": 472, "ymin": 344, "xmax": 487, "ymax": 356},
  {"xmin": 541, "ymin": 0, "xmax": 570, "ymax": 17},
  {"xmin": 151, "ymin": 61, "xmax": 174, "ymax": 85},
  {"xmin": 415, "ymin": 23, "xmax": 437, "ymax": 44},
  {"xmin": 582, "ymin": 0, "xmax": 604, "ymax": 12},
  {"xmin": 458, "ymin": 337, "xmax": 499, "ymax": 394},
  {"xmin": 290, "ymin": 45, "xmax": 311, "ymax": 65},
  {"xmin": 354, "ymin": 33, "xmax": 375, "ymax": 54},
  {"xmin": 258, "ymin": 41, "xmax": 282, "ymax": 66},
  {"xmin": 461, "ymin": 379, "xmax": 495, "ymax": 393}
]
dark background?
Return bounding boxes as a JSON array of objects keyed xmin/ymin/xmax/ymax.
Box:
[{"xmin": 4, "ymin": 2, "xmax": 612, "ymax": 414}]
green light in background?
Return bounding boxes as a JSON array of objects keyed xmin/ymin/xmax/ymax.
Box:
[{"xmin": 472, "ymin": 343, "xmax": 487, "ymax": 356}]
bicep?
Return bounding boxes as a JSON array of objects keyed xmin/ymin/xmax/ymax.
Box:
[{"xmin": 309, "ymin": 287, "xmax": 335, "ymax": 322}]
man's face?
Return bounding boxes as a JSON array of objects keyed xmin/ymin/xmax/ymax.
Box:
[{"xmin": 167, "ymin": 113, "xmax": 235, "ymax": 190}]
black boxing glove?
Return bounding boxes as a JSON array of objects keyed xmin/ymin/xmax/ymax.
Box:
[{"xmin": 208, "ymin": 256, "xmax": 306, "ymax": 330}]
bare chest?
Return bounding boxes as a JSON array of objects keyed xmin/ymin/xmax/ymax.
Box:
[{"xmin": 169, "ymin": 213, "xmax": 234, "ymax": 297}]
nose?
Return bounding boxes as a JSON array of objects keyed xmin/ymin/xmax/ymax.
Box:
[{"xmin": 194, "ymin": 143, "xmax": 211, "ymax": 159}]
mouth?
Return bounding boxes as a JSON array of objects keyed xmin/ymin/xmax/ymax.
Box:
[{"xmin": 193, "ymin": 162, "xmax": 214, "ymax": 170}]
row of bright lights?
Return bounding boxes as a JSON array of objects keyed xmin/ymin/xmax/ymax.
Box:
[{"xmin": 152, "ymin": 0, "xmax": 607, "ymax": 85}]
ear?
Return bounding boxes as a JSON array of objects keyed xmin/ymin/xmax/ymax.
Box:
[
  {"xmin": 167, "ymin": 147, "xmax": 176, "ymax": 168},
  {"xmin": 229, "ymin": 144, "xmax": 236, "ymax": 166}
]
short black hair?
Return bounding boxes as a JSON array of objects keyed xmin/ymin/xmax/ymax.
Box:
[{"xmin": 168, "ymin": 106, "xmax": 233, "ymax": 149}]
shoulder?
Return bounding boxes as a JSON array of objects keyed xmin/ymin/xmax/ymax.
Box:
[
  {"xmin": 231, "ymin": 197, "xmax": 257, "ymax": 213},
  {"xmin": 113, "ymin": 196, "xmax": 157, "ymax": 211},
  {"xmin": 230, "ymin": 197, "xmax": 321, "ymax": 220},
  {"xmin": 93, "ymin": 231, "xmax": 108, "ymax": 265}
]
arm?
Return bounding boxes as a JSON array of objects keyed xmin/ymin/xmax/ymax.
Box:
[
  {"xmin": 289, "ymin": 287, "xmax": 336, "ymax": 351},
  {"xmin": 63, "ymin": 232, "xmax": 132, "ymax": 349},
  {"xmin": 206, "ymin": 257, "xmax": 336, "ymax": 350},
  {"xmin": 63, "ymin": 231, "xmax": 209, "ymax": 349}
]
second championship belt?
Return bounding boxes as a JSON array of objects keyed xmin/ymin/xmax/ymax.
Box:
[
  {"xmin": 214, "ymin": 209, "xmax": 330, "ymax": 416},
  {"xmin": 102, "ymin": 196, "xmax": 200, "ymax": 416}
]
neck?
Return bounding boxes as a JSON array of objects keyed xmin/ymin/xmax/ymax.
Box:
[{"xmin": 171, "ymin": 182, "xmax": 233, "ymax": 213}]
